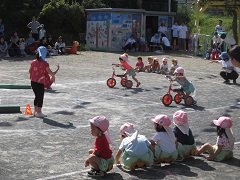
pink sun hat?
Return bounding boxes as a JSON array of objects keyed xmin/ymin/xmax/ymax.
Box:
[
  {"xmin": 162, "ymin": 57, "xmax": 168, "ymax": 62},
  {"xmin": 119, "ymin": 54, "xmax": 128, "ymax": 61},
  {"xmin": 151, "ymin": 114, "xmax": 171, "ymax": 126},
  {"xmin": 120, "ymin": 122, "xmax": 136, "ymax": 135},
  {"xmin": 173, "ymin": 110, "xmax": 189, "ymax": 135},
  {"xmin": 174, "ymin": 67, "xmax": 184, "ymax": 74},
  {"xmin": 89, "ymin": 116, "xmax": 109, "ymax": 132},
  {"xmin": 151, "ymin": 115, "xmax": 176, "ymax": 142},
  {"xmin": 213, "ymin": 117, "xmax": 233, "ymax": 129}
]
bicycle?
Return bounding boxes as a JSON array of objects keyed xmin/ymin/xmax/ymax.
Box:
[
  {"xmin": 162, "ymin": 77, "xmax": 195, "ymax": 106},
  {"xmin": 106, "ymin": 66, "xmax": 133, "ymax": 89}
]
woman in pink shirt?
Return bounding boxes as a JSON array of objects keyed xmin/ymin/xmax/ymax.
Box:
[{"xmin": 29, "ymin": 46, "xmax": 55, "ymax": 118}]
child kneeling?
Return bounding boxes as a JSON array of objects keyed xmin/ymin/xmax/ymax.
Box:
[
  {"xmin": 115, "ymin": 123, "xmax": 154, "ymax": 170},
  {"xmin": 85, "ymin": 116, "xmax": 114, "ymax": 176}
]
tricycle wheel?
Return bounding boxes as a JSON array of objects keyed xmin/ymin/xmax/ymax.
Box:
[
  {"xmin": 121, "ymin": 78, "xmax": 126, "ymax": 87},
  {"xmin": 174, "ymin": 94, "xmax": 182, "ymax": 104},
  {"xmin": 125, "ymin": 80, "xmax": 133, "ymax": 89},
  {"xmin": 107, "ymin": 78, "xmax": 116, "ymax": 88},
  {"xmin": 184, "ymin": 96, "xmax": 193, "ymax": 106},
  {"xmin": 162, "ymin": 94, "xmax": 173, "ymax": 106}
]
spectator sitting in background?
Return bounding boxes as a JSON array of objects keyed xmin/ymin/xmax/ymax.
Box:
[
  {"xmin": 139, "ymin": 35, "xmax": 148, "ymax": 52},
  {"xmin": 161, "ymin": 33, "xmax": 172, "ymax": 52},
  {"xmin": 47, "ymin": 35, "xmax": 58, "ymax": 56},
  {"xmin": 212, "ymin": 32, "xmax": 221, "ymax": 48},
  {"xmin": 150, "ymin": 33, "xmax": 161, "ymax": 51},
  {"xmin": 123, "ymin": 35, "xmax": 136, "ymax": 52},
  {"xmin": 26, "ymin": 33, "xmax": 35, "ymax": 54},
  {"xmin": 55, "ymin": 36, "xmax": 66, "ymax": 55},
  {"xmin": 8, "ymin": 36, "xmax": 20, "ymax": 57},
  {"xmin": 39, "ymin": 36, "xmax": 48, "ymax": 47},
  {"xmin": 19, "ymin": 38, "xmax": 27, "ymax": 58},
  {"xmin": 0, "ymin": 36, "xmax": 10, "ymax": 57}
]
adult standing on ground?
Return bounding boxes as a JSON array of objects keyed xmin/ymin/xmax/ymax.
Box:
[
  {"xmin": 178, "ymin": 21, "xmax": 188, "ymax": 52},
  {"xmin": 218, "ymin": 34, "xmax": 236, "ymax": 52},
  {"xmin": 215, "ymin": 20, "xmax": 225, "ymax": 32},
  {"xmin": 158, "ymin": 21, "xmax": 168, "ymax": 38},
  {"xmin": 0, "ymin": 18, "xmax": 4, "ymax": 36},
  {"xmin": 27, "ymin": 16, "xmax": 40, "ymax": 41},
  {"xmin": 171, "ymin": 21, "xmax": 179, "ymax": 50},
  {"xmin": 29, "ymin": 46, "xmax": 55, "ymax": 118}
]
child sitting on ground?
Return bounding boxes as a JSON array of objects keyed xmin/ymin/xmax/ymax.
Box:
[
  {"xmin": 134, "ymin": 56, "xmax": 145, "ymax": 72},
  {"xmin": 144, "ymin": 56, "xmax": 153, "ymax": 73},
  {"xmin": 85, "ymin": 116, "xmax": 114, "ymax": 177},
  {"xmin": 194, "ymin": 117, "xmax": 235, "ymax": 161},
  {"xmin": 115, "ymin": 123, "xmax": 154, "ymax": 170},
  {"xmin": 152, "ymin": 57, "xmax": 160, "ymax": 73},
  {"xmin": 169, "ymin": 59, "xmax": 179, "ymax": 75},
  {"xmin": 149, "ymin": 114, "xmax": 178, "ymax": 165},
  {"xmin": 167, "ymin": 67, "xmax": 196, "ymax": 103},
  {"xmin": 173, "ymin": 110, "xmax": 196, "ymax": 161},
  {"xmin": 113, "ymin": 54, "xmax": 141, "ymax": 87},
  {"xmin": 159, "ymin": 57, "xmax": 169, "ymax": 75}
]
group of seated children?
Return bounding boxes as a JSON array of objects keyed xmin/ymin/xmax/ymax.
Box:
[
  {"xmin": 85, "ymin": 111, "xmax": 235, "ymax": 177},
  {"xmin": 0, "ymin": 32, "xmax": 67, "ymax": 58},
  {"xmin": 135, "ymin": 56, "xmax": 178, "ymax": 75}
]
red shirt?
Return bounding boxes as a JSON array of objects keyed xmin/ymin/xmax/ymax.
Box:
[
  {"xmin": 94, "ymin": 134, "xmax": 112, "ymax": 159},
  {"xmin": 30, "ymin": 59, "xmax": 49, "ymax": 84},
  {"xmin": 136, "ymin": 61, "xmax": 144, "ymax": 68},
  {"xmin": 120, "ymin": 61, "xmax": 132, "ymax": 70}
]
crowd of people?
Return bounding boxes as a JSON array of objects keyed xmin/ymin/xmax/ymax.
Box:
[{"xmin": 0, "ymin": 16, "xmax": 68, "ymax": 58}]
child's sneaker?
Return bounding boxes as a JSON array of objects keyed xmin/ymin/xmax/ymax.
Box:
[
  {"xmin": 87, "ymin": 168, "xmax": 105, "ymax": 177},
  {"xmin": 136, "ymin": 82, "xmax": 141, "ymax": 87}
]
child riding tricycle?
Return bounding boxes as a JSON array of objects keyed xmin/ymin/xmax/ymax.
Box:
[{"xmin": 162, "ymin": 67, "xmax": 196, "ymax": 106}]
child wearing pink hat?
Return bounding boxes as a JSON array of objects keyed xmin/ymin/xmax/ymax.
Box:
[
  {"xmin": 195, "ymin": 116, "xmax": 235, "ymax": 161},
  {"xmin": 159, "ymin": 57, "xmax": 169, "ymax": 74},
  {"xmin": 115, "ymin": 122, "xmax": 154, "ymax": 170},
  {"xmin": 166, "ymin": 66, "xmax": 195, "ymax": 103},
  {"xmin": 85, "ymin": 116, "xmax": 114, "ymax": 176},
  {"xmin": 173, "ymin": 110, "xmax": 196, "ymax": 160},
  {"xmin": 113, "ymin": 54, "xmax": 141, "ymax": 87},
  {"xmin": 149, "ymin": 115, "xmax": 178, "ymax": 165}
]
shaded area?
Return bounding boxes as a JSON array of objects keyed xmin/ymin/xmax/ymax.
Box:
[
  {"xmin": 43, "ymin": 118, "xmax": 76, "ymax": 129},
  {"xmin": 90, "ymin": 172, "xmax": 124, "ymax": 180},
  {"xmin": 72, "ymin": 101, "xmax": 91, "ymax": 109},
  {"xmin": 16, "ymin": 117, "xmax": 29, "ymax": 122},
  {"xmin": 219, "ymin": 157, "xmax": 240, "ymax": 168},
  {"xmin": 52, "ymin": 111, "xmax": 75, "ymax": 115},
  {"xmin": 183, "ymin": 157, "xmax": 216, "ymax": 171},
  {"xmin": 0, "ymin": 122, "xmax": 13, "ymax": 126}
]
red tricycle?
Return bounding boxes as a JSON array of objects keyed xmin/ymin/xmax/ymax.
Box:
[
  {"xmin": 162, "ymin": 77, "xmax": 195, "ymax": 106},
  {"xmin": 107, "ymin": 66, "xmax": 133, "ymax": 89}
]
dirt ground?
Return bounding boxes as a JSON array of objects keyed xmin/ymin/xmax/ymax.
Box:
[{"xmin": 0, "ymin": 50, "xmax": 240, "ymax": 180}]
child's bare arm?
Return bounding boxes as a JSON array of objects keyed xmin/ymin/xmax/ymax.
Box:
[{"xmin": 115, "ymin": 150, "xmax": 122, "ymax": 164}]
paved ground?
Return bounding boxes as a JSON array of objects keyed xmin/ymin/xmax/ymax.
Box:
[{"xmin": 0, "ymin": 51, "xmax": 239, "ymax": 180}]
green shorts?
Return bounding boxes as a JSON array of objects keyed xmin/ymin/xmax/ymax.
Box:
[
  {"xmin": 212, "ymin": 145, "xmax": 233, "ymax": 161},
  {"xmin": 99, "ymin": 156, "xmax": 115, "ymax": 172},
  {"xmin": 121, "ymin": 149, "xmax": 154, "ymax": 170},
  {"xmin": 127, "ymin": 68, "xmax": 136, "ymax": 76},
  {"xmin": 182, "ymin": 82, "xmax": 195, "ymax": 93},
  {"xmin": 155, "ymin": 146, "xmax": 178, "ymax": 163},
  {"xmin": 177, "ymin": 142, "xmax": 197, "ymax": 158}
]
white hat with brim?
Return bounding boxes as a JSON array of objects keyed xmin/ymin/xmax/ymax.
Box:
[{"xmin": 37, "ymin": 46, "xmax": 47, "ymax": 62}]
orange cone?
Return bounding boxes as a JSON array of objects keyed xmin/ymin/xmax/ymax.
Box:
[{"xmin": 24, "ymin": 104, "xmax": 33, "ymax": 115}]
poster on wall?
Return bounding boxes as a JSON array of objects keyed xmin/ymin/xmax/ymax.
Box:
[
  {"xmin": 86, "ymin": 12, "xmax": 111, "ymax": 50},
  {"xmin": 111, "ymin": 13, "xmax": 133, "ymax": 51},
  {"xmin": 132, "ymin": 14, "xmax": 142, "ymax": 40}
]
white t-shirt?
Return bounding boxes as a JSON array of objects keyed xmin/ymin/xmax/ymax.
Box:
[
  {"xmin": 39, "ymin": 29, "xmax": 46, "ymax": 40},
  {"xmin": 150, "ymin": 36, "xmax": 160, "ymax": 44},
  {"xmin": 220, "ymin": 35, "xmax": 236, "ymax": 49},
  {"xmin": 151, "ymin": 132, "xmax": 176, "ymax": 153},
  {"xmin": 162, "ymin": 37, "xmax": 170, "ymax": 47},
  {"xmin": 171, "ymin": 25, "xmax": 179, "ymax": 37},
  {"xmin": 158, "ymin": 26, "xmax": 168, "ymax": 35},
  {"xmin": 212, "ymin": 36, "xmax": 221, "ymax": 45},
  {"xmin": 178, "ymin": 25, "xmax": 188, "ymax": 39},
  {"xmin": 220, "ymin": 60, "xmax": 238, "ymax": 74},
  {"xmin": 161, "ymin": 63, "xmax": 168, "ymax": 70},
  {"xmin": 55, "ymin": 42, "xmax": 66, "ymax": 48},
  {"xmin": 215, "ymin": 25, "xmax": 225, "ymax": 32},
  {"xmin": 119, "ymin": 135, "xmax": 151, "ymax": 156},
  {"xmin": 125, "ymin": 38, "xmax": 136, "ymax": 46}
]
